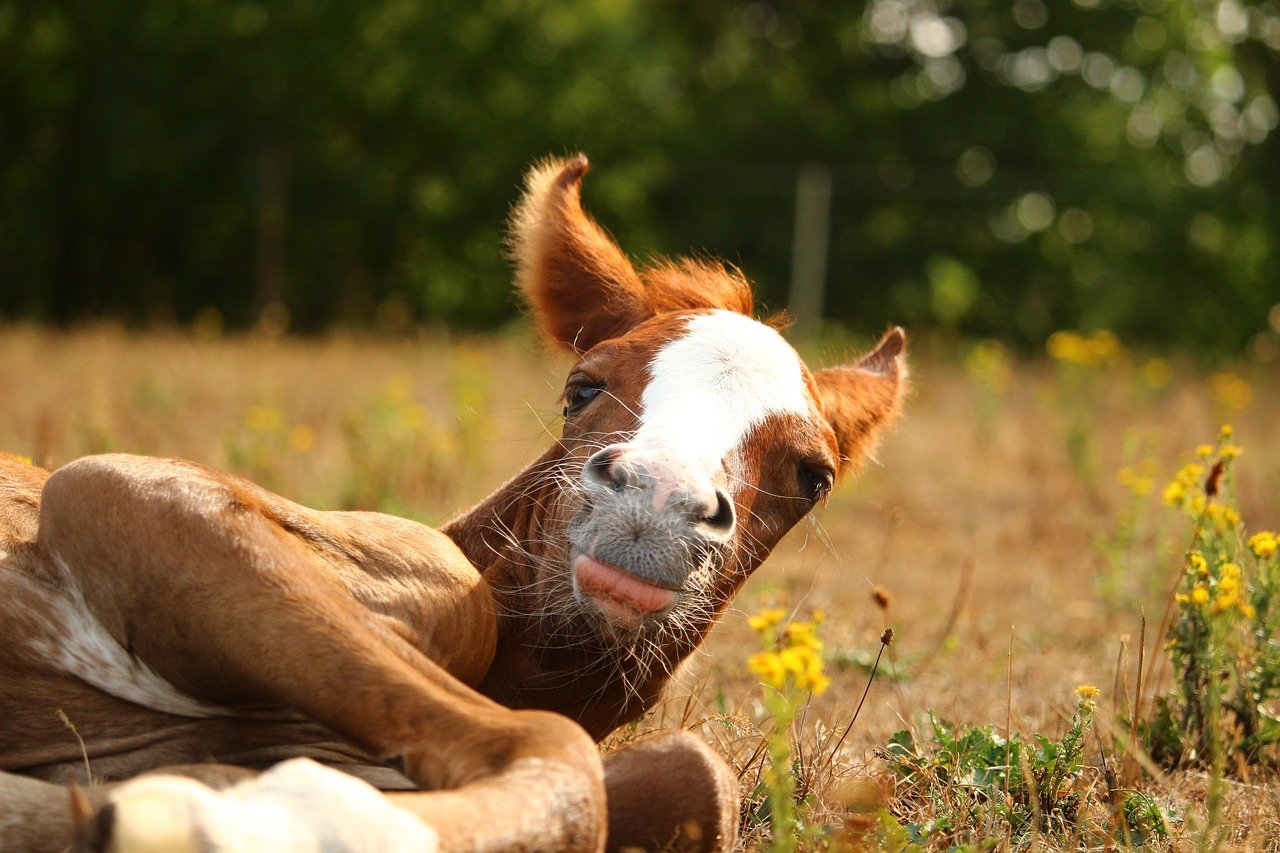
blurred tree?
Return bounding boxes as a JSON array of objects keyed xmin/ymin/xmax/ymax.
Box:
[{"xmin": 0, "ymin": 0, "xmax": 1275, "ymax": 351}]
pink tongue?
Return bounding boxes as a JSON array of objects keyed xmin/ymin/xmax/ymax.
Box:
[{"xmin": 574, "ymin": 555, "xmax": 677, "ymax": 623}]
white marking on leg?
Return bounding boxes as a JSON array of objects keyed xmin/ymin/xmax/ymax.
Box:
[
  {"xmin": 107, "ymin": 759, "xmax": 438, "ymax": 852},
  {"xmin": 27, "ymin": 554, "xmax": 229, "ymax": 719}
]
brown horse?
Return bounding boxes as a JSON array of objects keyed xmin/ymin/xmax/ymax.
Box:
[{"xmin": 0, "ymin": 155, "xmax": 906, "ymax": 852}]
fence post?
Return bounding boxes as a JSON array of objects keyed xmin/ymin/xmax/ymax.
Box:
[{"xmin": 787, "ymin": 164, "xmax": 833, "ymax": 335}]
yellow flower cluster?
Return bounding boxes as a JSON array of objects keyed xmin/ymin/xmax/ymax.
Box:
[
  {"xmin": 1075, "ymin": 684, "xmax": 1100, "ymax": 703},
  {"xmin": 1205, "ymin": 503, "xmax": 1242, "ymax": 532},
  {"xmin": 1249, "ymin": 531, "xmax": 1279, "ymax": 560},
  {"xmin": 748, "ymin": 608, "xmax": 786, "ymax": 633},
  {"xmin": 1117, "ymin": 463, "xmax": 1156, "ymax": 497},
  {"xmin": 1176, "ymin": 562, "xmax": 1255, "ymax": 618},
  {"xmin": 1046, "ymin": 329, "xmax": 1122, "ymax": 366},
  {"xmin": 1211, "ymin": 563, "xmax": 1254, "ymax": 617},
  {"xmin": 1162, "ymin": 462, "xmax": 1206, "ymax": 510},
  {"xmin": 747, "ymin": 610, "xmax": 831, "ymax": 696}
]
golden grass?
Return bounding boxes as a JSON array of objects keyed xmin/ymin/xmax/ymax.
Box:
[{"xmin": 4, "ymin": 323, "xmax": 1278, "ymax": 848}]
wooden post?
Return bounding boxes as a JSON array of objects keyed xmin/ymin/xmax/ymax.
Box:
[{"xmin": 787, "ymin": 164, "xmax": 833, "ymax": 335}]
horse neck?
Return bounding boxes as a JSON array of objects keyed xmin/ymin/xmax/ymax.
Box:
[{"xmin": 441, "ymin": 445, "xmax": 561, "ymax": 586}]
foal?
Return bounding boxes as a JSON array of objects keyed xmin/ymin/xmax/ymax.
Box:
[{"xmin": 0, "ymin": 155, "xmax": 906, "ymax": 851}]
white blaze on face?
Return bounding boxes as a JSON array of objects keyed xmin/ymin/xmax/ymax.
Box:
[{"xmin": 636, "ymin": 311, "xmax": 812, "ymax": 482}]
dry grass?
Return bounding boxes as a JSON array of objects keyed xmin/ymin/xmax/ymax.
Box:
[{"xmin": 4, "ymin": 323, "xmax": 1279, "ymax": 848}]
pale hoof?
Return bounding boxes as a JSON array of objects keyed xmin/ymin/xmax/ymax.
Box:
[{"xmin": 86, "ymin": 758, "xmax": 437, "ymax": 852}]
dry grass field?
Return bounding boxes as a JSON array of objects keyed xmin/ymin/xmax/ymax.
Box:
[{"xmin": 3, "ymin": 323, "xmax": 1279, "ymax": 849}]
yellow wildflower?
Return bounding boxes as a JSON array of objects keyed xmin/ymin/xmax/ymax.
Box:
[
  {"xmin": 1162, "ymin": 481, "xmax": 1186, "ymax": 507},
  {"xmin": 1188, "ymin": 553, "xmax": 1208, "ymax": 575},
  {"xmin": 1240, "ymin": 602, "xmax": 1257, "ymax": 619},
  {"xmin": 1195, "ymin": 444, "xmax": 1215, "ymax": 459},
  {"xmin": 778, "ymin": 645, "xmax": 823, "ymax": 678},
  {"xmin": 1212, "ymin": 590, "xmax": 1239, "ymax": 613},
  {"xmin": 1175, "ymin": 593, "xmax": 1190, "ymax": 604},
  {"xmin": 1086, "ymin": 330, "xmax": 1121, "ymax": 363},
  {"xmin": 797, "ymin": 671, "xmax": 831, "ymax": 695},
  {"xmin": 748, "ymin": 651, "xmax": 787, "ymax": 689},
  {"xmin": 748, "ymin": 608, "xmax": 787, "ymax": 633},
  {"xmin": 1248, "ymin": 531, "xmax": 1278, "ymax": 559},
  {"xmin": 1046, "ymin": 331, "xmax": 1083, "ymax": 363},
  {"xmin": 1176, "ymin": 463, "xmax": 1206, "ymax": 485},
  {"xmin": 1075, "ymin": 684, "xmax": 1100, "ymax": 700},
  {"xmin": 1046, "ymin": 330, "xmax": 1122, "ymax": 366},
  {"xmin": 785, "ymin": 621, "xmax": 822, "ymax": 650},
  {"xmin": 1220, "ymin": 424, "xmax": 1234, "ymax": 439},
  {"xmin": 1221, "ymin": 444, "xmax": 1243, "ymax": 459},
  {"xmin": 1206, "ymin": 504, "xmax": 1241, "ymax": 531},
  {"xmin": 1190, "ymin": 587, "xmax": 1210, "ymax": 606}
]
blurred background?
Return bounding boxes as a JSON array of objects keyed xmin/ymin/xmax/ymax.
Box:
[{"xmin": 2, "ymin": 0, "xmax": 1277, "ymax": 354}]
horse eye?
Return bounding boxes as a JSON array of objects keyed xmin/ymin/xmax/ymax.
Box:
[
  {"xmin": 563, "ymin": 381, "xmax": 606, "ymax": 417},
  {"xmin": 797, "ymin": 462, "xmax": 835, "ymax": 504}
]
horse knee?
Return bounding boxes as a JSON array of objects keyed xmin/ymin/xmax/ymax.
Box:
[{"xmin": 604, "ymin": 730, "xmax": 738, "ymax": 852}]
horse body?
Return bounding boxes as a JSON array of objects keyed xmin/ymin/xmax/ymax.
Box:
[{"xmin": 0, "ymin": 155, "xmax": 906, "ymax": 852}]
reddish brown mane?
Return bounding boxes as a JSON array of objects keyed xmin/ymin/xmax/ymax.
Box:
[{"xmin": 640, "ymin": 258, "xmax": 754, "ymax": 317}]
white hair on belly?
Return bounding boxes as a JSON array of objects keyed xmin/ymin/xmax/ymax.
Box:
[
  {"xmin": 27, "ymin": 553, "xmax": 229, "ymax": 718},
  {"xmin": 637, "ymin": 311, "xmax": 812, "ymax": 474}
]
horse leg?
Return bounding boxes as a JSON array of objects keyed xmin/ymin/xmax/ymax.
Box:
[
  {"xmin": 36, "ymin": 456, "xmax": 605, "ymax": 851},
  {"xmin": 597, "ymin": 731, "xmax": 740, "ymax": 852}
]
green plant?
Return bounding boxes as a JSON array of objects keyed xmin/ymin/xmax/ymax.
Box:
[
  {"xmin": 1144, "ymin": 427, "xmax": 1280, "ymax": 774},
  {"xmin": 883, "ymin": 688, "xmax": 1169, "ymax": 846},
  {"xmin": 745, "ymin": 608, "xmax": 831, "ymax": 852}
]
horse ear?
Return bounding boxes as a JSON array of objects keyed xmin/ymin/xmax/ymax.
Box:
[
  {"xmin": 812, "ymin": 328, "xmax": 908, "ymax": 473},
  {"xmin": 509, "ymin": 155, "xmax": 652, "ymax": 353}
]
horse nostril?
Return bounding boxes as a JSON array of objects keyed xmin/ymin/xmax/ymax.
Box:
[
  {"xmin": 702, "ymin": 490, "xmax": 735, "ymax": 532},
  {"xmin": 585, "ymin": 446, "xmax": 627, "ymax": 492}
]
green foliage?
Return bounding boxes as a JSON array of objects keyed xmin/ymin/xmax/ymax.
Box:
[
  {"xmin": 0, "ymin": 0, "xmax": 1277, "ymax": 349},
  {"xmin": 883, "ymin": 699, "xmax": 1169, "ymax": 847},
  {"xmin": 1144, "ymin": 430, "xmax": 1280, "ymax": 773}
]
